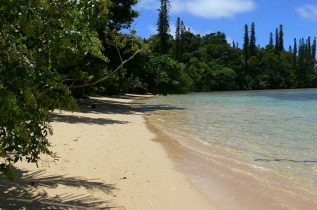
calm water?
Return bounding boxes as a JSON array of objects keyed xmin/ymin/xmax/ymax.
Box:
[{"xmin": 143, "ymin": 89, "xmax": 317, "ymax": 192}]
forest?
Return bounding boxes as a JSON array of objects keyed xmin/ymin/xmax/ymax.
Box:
[
  {"xmin": 0, "ymin": 0, "xmax": 316, "ymax": 178},
  {"xmin": 118, "ymin": 1, "xmax": 317, "ymax": 95},
  {"xmin": 93, "ymin": 0, "xmax": 317, "ymax": 95}
]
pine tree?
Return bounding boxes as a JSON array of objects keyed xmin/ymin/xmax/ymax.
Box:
[
  {"xmin": 180, "ymin": 21, "xmax": 186, "ymax": 33},
  {"xmin": 250, "ymin": 22, "xmax": 256, "ymax": 56},
  {"xmin": 157, "ymin": 0, "xmax": 170, "ymax": 54},
  {"xmin": 279, "ymin": 25, "xmax": 284, "ymax": 52},
  {"xmin": 179, "ymin": 20, "xmax": 186, "ymax": 61},
  {"xmin": 175, "ymin": 17, "xmax": 181, "ymax": 61},
  {"xmin": 312, "ymin": 37, "xmax": 316, "ymax": 59},
  {"xmin": 298, "ymin": 38, "xmax": 306, "ymax": 86},
  {"xmin": 275, "ymin": 28, "xmax": 279, "ymax": 53},
  {"xmin": 269, "ymin": 32, "xmax": 274, "ymax": 47},
  {"xmin": 232, "ymin": 41, "xmax": 236, "ymax": 48},
  {"xmin": 307, "ymin": 36, "xmax": 311, "ymax": 58},
  {"xmin": 293, "ymin": 38, "xmax": 297, "ymax": 68},
  {"xmin": 243, "ymin": 24, "xmax": 250, "ymax": 71}
]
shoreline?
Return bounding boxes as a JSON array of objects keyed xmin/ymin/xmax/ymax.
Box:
[
  {"xmin": 0, "ymin": 95, "xmax": 213, "ymax": 209},
  {"xmin": 1, "ymin": 94, "xmax": 316, "ymax": 209},
  {"xmin": 142, "ymin": 96, "xmax": 317, "ymax": 210}
]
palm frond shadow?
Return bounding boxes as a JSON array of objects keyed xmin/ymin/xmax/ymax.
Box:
[{"xmin": 0, "ymin": 168, "xmax": 121, "ymax": 209}]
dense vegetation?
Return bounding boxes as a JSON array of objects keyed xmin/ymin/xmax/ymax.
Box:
[
  {"xmin": 0, "ymin": 0, "xmax": 142, "ymax": 178},
  {"xmin": 106, "ymin": 0, "xmax": 317, "ymax": 95},
  {"xmin": 0, "ymin": 0, "xmax": 316, "ymax": 179}
]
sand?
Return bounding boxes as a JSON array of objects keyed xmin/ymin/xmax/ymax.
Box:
[{"xmin": 0, "ymin": 95, "xmax": 214, "ymax": 209}]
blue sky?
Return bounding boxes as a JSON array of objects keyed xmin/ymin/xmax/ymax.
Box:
[{"xmin": 129, "ymin": 0, "xmax": 317, "ymax": 49}]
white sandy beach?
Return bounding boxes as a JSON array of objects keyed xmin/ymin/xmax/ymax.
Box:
[
  {"xmin": 0, "ymin": 95, "xmax": 213, "ymax": 209},
  {"xmin": 2, "ymin": 95, "xmax": 316, "ymax": 210}
]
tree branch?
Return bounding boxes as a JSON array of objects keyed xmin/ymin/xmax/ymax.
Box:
[
  {"xmin": 112, "ymin": 44, "xmax": 123, "ymax": 63},
  {"xmin": 68, "ymin": 46, "xmax": 146, "ymax": 89},
  {"xmin": 44, "ymin": 44, "xmax": 148, "ymax": 93}
]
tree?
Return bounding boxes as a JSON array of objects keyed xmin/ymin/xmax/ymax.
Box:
[
  {"xmin": 146, "ymin": 55, "xmax": 192, "ymax": 94},
  {"xmin": 157, "ymin": 0, "xmax": 171, "ymax": 54},
  {"xmin": 312, "ymin": 37, "xmax": 317, "ymax": 59},
  {"xmin": 250, "ymin": 22, "xmax": 256, "ymax": 57},
  {"xmin": 279, "ymin": 25, "xmax": 284, "ymax": 52},
  {"xmin": 0, "ymin": 0, "xmax": 144, "ymax": 179},
  {"xmin": 293, "ymin": 38, "xmax": 297, "ymax": 68},
  {"xmin": 174, "ymin": 17, "xmax": 181, "ymax": 61},
  {"xmin": 297, "ymin": 37, "xmax": 314, "ymax": 87},
  {"xmin": 243, "ymin": 24, "xmax": 250, "ymax": 72},
  {"xmin": 269, "ymin": 32, "xmax": 274, "ymax": 47},
  {"xmin": 180, "ymin": 20, "xmax": 186, "ymax": 61},
  {"xmin": 307, "ymin": 36, "xmax": 311, "ymax": 58},
  {"xmin": 0, "ymin": 0, "xmax": 96, "ymax": 177},
  {"xmin": 275, "ymin": 28, "xmax": 279, "ymax": 53},
  {"xmin": 108, "ymin": 0, "xmax": 139, "ymax": 30}
]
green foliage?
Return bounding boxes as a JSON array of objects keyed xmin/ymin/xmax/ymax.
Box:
[
  {"xmin": 146, "ymin": 55, "xmax": 192, "ymax": 94},
  {"xmin": 211, "ymin": 67, "xmax": 237, "ymax": 90},
  {"xmin": 0, "ymin": 0, "xmax": 80, "ymax": 169},
  {"xmin": 108, "ymin": 0, "xmax": 139, "ymax": 30},
  {"xmin": 157, "ymin": 0, "xmax": 171, "ymax": 54},
  {"xmin": 0, "ymin": 0, "xmax": 140, "ymax": 180},
  {"xmin": 243, "ymin": 24, "xmax": 250, "ymax": 73},
  {"xmin": 174, "ymin": 17, "xmax": 181, "ymax": 61},
  {"xmin": 279, "ymin": 25, "xmax": 284, "ymax": 52},
  {"xmin": 250, "ymin": 22, "xmax": 256, "ymax": 57},
  {"xmin": 154, "ymin": 19, "xmax": 316, "ymax": 92}
]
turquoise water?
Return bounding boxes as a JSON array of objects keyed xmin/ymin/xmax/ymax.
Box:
[{"xmin": 144, "ymin": 89, "xmax": 317, "ymax": 192}]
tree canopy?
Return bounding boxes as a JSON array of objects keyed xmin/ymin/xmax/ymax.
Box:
[{"xmin": 0, "ymin": 0, "xmax": 142, "ymax": 178}]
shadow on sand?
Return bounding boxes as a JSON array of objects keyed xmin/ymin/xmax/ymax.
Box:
[
  {"xmin": 0, "ymin": 168, "xmax": 119, "ymax": 209},
  {"xmin": 50, "ymin": 113, "xmax": 129, "ymax": 125},
  {"xmin": 75, "ymin": 96, "xmax": 185, "ymax": 116},
  {"xmin": 1, "ymin": 95, "xmax": 183, "ymax": 209},
  {"xmin": 50, "ymin": 96, "xmax": 184, "ymax": 125}
]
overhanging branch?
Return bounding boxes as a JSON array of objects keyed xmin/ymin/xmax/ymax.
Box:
[
  {"xmin": 68, "ymin": 47, "xmax": 146, "ymax": 89},
  {"xmin": 44, "ymin": 45, "xmax": 148, "ymax": 92}
]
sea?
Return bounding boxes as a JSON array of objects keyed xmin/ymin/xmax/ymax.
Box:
[{"xmin": 142, "ymin": 89, "xmax": 317, "ymax": 194}]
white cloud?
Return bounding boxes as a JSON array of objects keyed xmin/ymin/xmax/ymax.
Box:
[
  {"xmin": 296, "ymin": 4, "xmax": 317, "ymax": 21},
  {"xmin": 179, "ymin": 0, "xmax": 256, "ymax": 19},
  {"xmin": 136, "ymin": 0, "xmax": 160, "ymax": 10},
  {"xmin": 137, "ymin": 0, "xmax": 256, "ymax": 19},
  {"xmin": 170, "ymin": 0, "xmax": 186, "ymax": 14}
]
